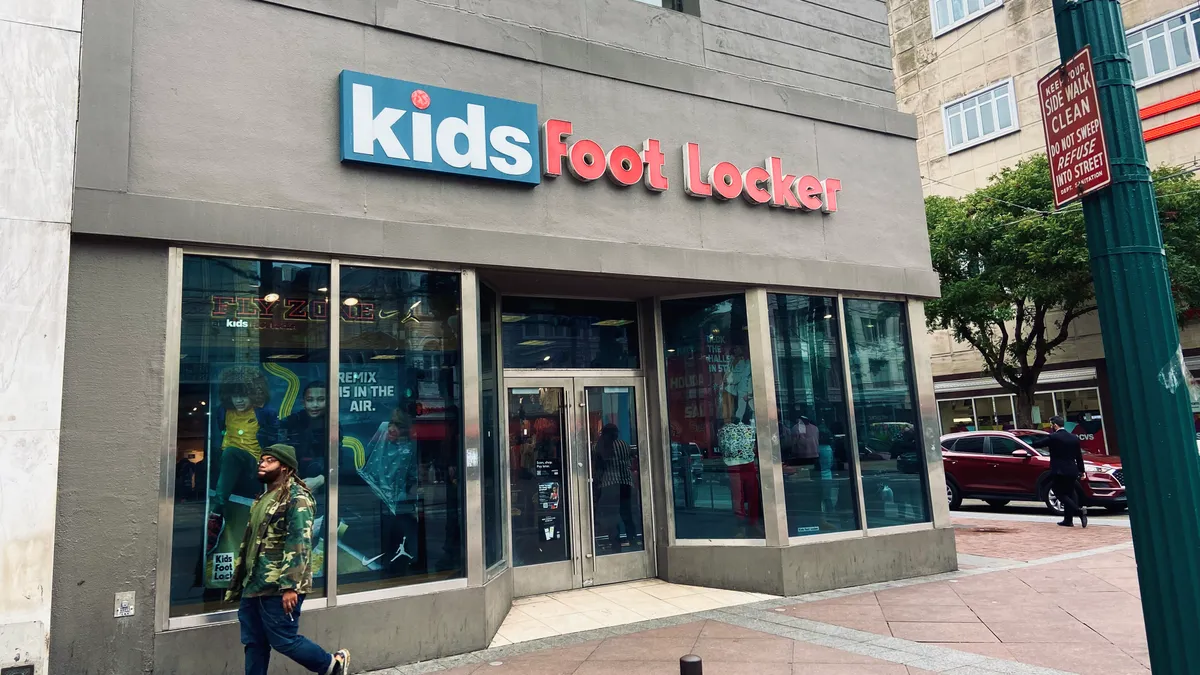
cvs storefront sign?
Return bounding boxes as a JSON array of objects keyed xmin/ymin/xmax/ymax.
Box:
[{"xmin": 340, "ymin": 71, "xmax": 842, "ymax": 212}]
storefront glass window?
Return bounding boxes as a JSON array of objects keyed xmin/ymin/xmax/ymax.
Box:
[
  {"xmin": 938, "ymin": 398, "xmax": 976, "ymax": 434},
  {"xmin": 844, "ymin": 299, "xmax": 930, "ymax": 528},
  {"xmin": 767, "ymin": 294, "xmax": 859, "ymax": 536},
  {"xmin": 480, "ymin": 285, "xmax": 505, "ymax": 569},
  {"xmin": 938, "ymin": 396, "xmax": 1016, "ymax": 434},
  {"xmin": 170, "ymin": 255, "xmax": 330, "ymax": 617},
  {"xmin": 1032, "ymin": 392, "xmax": 1057, "ymax": 427},
  {"xmin": 336, "ymin": 266, "xmax": 464, "ymax": 593},
  {"xmin": 1051, "ymin": 388, "xmax": 1108, "ymax": 454},
  {"xmin": 662, "ymin": 294, "xmax": 764, "ymax": 540},
  {"xmin": 500, "ymin": 297, "xmax": 639, "ymax": 369}
]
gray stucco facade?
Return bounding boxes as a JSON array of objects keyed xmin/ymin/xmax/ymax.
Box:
[{"xmin": 52, "ymin": 1, "xmax": 955, "ymax": 673}]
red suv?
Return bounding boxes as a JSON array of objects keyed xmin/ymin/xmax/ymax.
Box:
[{"xmin": 941, "ymin": 430, "xmax": 1126, "ymax": 515}]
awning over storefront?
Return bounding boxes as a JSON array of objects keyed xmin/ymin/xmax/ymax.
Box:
[{"xmin": 934, "ymin": 366, "xmax": 1098, "ymax": 395}]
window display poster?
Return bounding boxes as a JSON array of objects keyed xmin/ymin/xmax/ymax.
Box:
[
  {"xmin": 203, "ymin": 361, "xmax": 328, "ymax": 589},
  {"xmin": 535, "ymin": 458, "xmax": 564, "ymax": 541},
  {"xmin": 538, "ymin": 481, "xmax": 561, "ymax": 510},
  {"xmin": 338, "ymin": 363, "xmax": 403, "ymax": 470}
]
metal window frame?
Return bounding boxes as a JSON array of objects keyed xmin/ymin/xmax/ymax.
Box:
[
  {"xmin": 158, "ymin": 248, "xmax": 478, "ymax": 631},
  {"xmin": 942, "ymin": 78, "xmax": 1020, "ymax": 155}
]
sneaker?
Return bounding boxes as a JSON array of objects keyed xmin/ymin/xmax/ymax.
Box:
[{"xmin": 330, "ymin": 649, "xmax": 350, "ymax": 674}]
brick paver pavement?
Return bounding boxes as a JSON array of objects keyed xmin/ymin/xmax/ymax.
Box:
[
  {"xmin": 780, "ymin": 548, "xmax": 1148, "ymax": 674},
  {"xmin": 368, "ymin": 518, "xmax": 1145, "ymax": 675},
  {"xmin": 952, "ymin": 517, "xmax": 1132, "ymax": 562}
]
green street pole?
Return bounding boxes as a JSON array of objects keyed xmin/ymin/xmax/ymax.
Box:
[{"xmin": 1050, "ymin": 0, "xmax": 1200, "ymax": 670}]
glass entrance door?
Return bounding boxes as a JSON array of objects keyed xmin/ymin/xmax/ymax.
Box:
[{"xmin": 506, "ymin": 377, "xmax": 652, "ymax": 596}]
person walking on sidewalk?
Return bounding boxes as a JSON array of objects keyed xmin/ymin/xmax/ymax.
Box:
[
  {"xmin": 225, "ymin": 444, "xmax": 350, "ymax": 675},
  {"xmin": 1030, "ymin": 416, "xmax": 1088, "ymax": 528}
]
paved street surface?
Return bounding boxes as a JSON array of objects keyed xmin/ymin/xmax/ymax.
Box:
[{"xmin": 366, "ymin": 512, "xmax": 1143, "ymax": 675}]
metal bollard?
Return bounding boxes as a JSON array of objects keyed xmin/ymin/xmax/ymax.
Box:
[{"xmin": 680, "ymin": 654, "xmax": 703, "ymax": 675}]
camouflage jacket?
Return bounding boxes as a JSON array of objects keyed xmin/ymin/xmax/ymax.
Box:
[{"xmin": 224, "ymin": 476, "xmax": 315, "ymax": 601}]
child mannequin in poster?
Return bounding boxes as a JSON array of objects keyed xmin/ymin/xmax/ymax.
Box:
[{"xmin": 206, "ymin": 366, "xmax": 279, "ymax": 589}]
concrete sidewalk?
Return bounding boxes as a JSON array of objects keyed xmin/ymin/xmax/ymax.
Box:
[{"xmin": 366, "ymin": 517, "xmax": 1143, "ymax": 675}]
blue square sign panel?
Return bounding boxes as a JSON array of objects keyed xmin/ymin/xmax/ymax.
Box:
[{"xmin": 339, "ymin": 70, "xmax": 541, "ymax": 185}]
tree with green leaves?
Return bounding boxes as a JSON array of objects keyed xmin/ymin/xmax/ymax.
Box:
[{"xmin": 925, "ymin": 154, "xmax": 1200, "ymax": 427}]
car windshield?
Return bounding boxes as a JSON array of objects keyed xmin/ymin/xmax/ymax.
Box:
[{"xmin": 1010, "ymin": 430, "xmax": 1050, "ymax": 456}]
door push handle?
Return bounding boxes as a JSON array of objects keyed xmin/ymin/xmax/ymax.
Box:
[
  {"xmin": 585, "ymin": 553, "xmax": 593, "ymax": 559},
  {"xmin": 578, "ymin": 462, "xmax": 584, "ymax": 468}
]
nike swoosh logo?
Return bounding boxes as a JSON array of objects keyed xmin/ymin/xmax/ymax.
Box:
[{"xmin": 378, "ymin": 309, "xmax": 401, "ymax": 319}]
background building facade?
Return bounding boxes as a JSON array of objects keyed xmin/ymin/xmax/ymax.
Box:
[{"xmin": 886, "ymin": 0, "xmax": 1200, "ymax": 450}]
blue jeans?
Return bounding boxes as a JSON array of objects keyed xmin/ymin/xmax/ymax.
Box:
[{"xmin": 239, "ymin": 594, "xmax": 333, "ymax": 675}]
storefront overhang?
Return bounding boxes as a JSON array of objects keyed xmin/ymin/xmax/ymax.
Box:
[{"xmin": 934, "ymin": 366, "xmax": 1099, "ymax": 395}]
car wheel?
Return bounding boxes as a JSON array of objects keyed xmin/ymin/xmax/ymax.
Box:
[
  {"xmin": 1104, "ymin": 505, "xmax": 1128, "ymax": 513},
  {"xmin": 946, "ymin": 479, "xmax": 963, "ymax": 510},
  {"xmin": 1041, "ymin": 482, "xmax": 1065, "ymax": 516},
  {"xmin": 984, "ymin": 499, "xmax": 1010, "ymax": 509}
]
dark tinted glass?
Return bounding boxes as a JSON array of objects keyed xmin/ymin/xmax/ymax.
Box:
[
  {"xmin": 662, "ymin": 294, "xmax": 764, "ymax": 540},
  {"xmin": 501, "ymin": 297, "xmax": 639, "ymax": 369},
  {"xmin": 481, "ymin": 285, "xmax": 504, "ymax": 569},
  {"xmin": 767, "ymin": 294, "xmax": 859, "ymax": 537},
  {"xmin": 508, "ymin": 387, "xmax": 571, "ymax": 565},
  {"xmin": 952, "ymin": 437, "xmax": 986, "ymax": 454},
  {"xmin": 989, "ymin": 436, "xmax": 1021, "ymax": 455}
]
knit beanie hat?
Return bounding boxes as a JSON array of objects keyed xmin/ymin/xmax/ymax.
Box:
[{"xmin": 263, "ymin": 444, "xmax": 299, "ymax": 474}]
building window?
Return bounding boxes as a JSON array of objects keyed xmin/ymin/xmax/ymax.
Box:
[
  {"xmin": 171, "ymin": 255, "xmax": 332, "ymax": 618},
  {"xmin": 931, "ymin": 0, "xmax": 1002, "ymax": 36},
  {"xmin": 1128, "ymin": 10, "xmax": 1200, "ymax": 87},
  {"xmin": 631, "ymin": 0, "xmax": 699, "ymax": 15},
  {"xmin": 661, "ymin": 294, "xmax": 764, "ymax": 540},
  {"xmin": 942, "ymin": 80, "xmax": 1019, "ymax": 154},
  {"xmin": 767, "ymin": 294, "xmax": 859, "ymax": 537},
  {"xmin": 336, "ymin": 266, "xmax": 464, "ymax": 594},
  {"xmin": 844, "ymin": 299, "xmax": 930, "ymax": 528},
  {"xmin": 501, "ymin": 297, "xmax": 640, "ymax": 369}
]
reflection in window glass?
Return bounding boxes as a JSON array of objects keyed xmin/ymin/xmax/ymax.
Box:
[
  {"xmin": 662, "ymin": 295, "xmax": 764, "ymax": 540},
  {"xmin": 587, "ymin": 387, "xmax": 645, "ymax": 554},
  {"xmin": 481, "ymin": 285, "xmax": 505, "ymax": 569},
  {"xmin": 508, "ymin": 387, "xmax": 571, "ymax": 566},
  {"xmin": 501, "ymin": 297, "xmax": 639, "ymax": 369},
  {"xmin": 768, "ymin": 294, "xmax": 859, "ymax": 536},
  {"xmin": 336, "ymin": 267, "xmax": 464, "ymax": 593},
  {"xmin": 844, "ymin": 299, "xmax": 930, "ymax": 528},
  {"xmin": 171, "ymin": 255, "xmax": 330, "ymax": 617}
]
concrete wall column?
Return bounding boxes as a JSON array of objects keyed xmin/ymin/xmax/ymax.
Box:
[{"xmin": 0, "ymin": 0, "xmax": 81, "ymax": 671}]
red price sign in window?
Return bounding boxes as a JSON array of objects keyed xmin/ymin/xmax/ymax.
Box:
[{"xmin": 1038, "ymin": 46, "xmax": 1112, "ymax": 209}]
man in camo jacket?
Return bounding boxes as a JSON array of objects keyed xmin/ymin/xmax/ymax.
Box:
[{"xmin": 225, "ymin": 444, "xmax": 350, "ymax": 675}]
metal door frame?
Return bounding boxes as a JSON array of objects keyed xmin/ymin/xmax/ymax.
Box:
[
  {"xmin": 505, "ymin": 376, "xmax": 654, "ymax": 596},
  {"xmin": 574, "ymin": 376, "xmax": 655, "ymax": 587}
]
